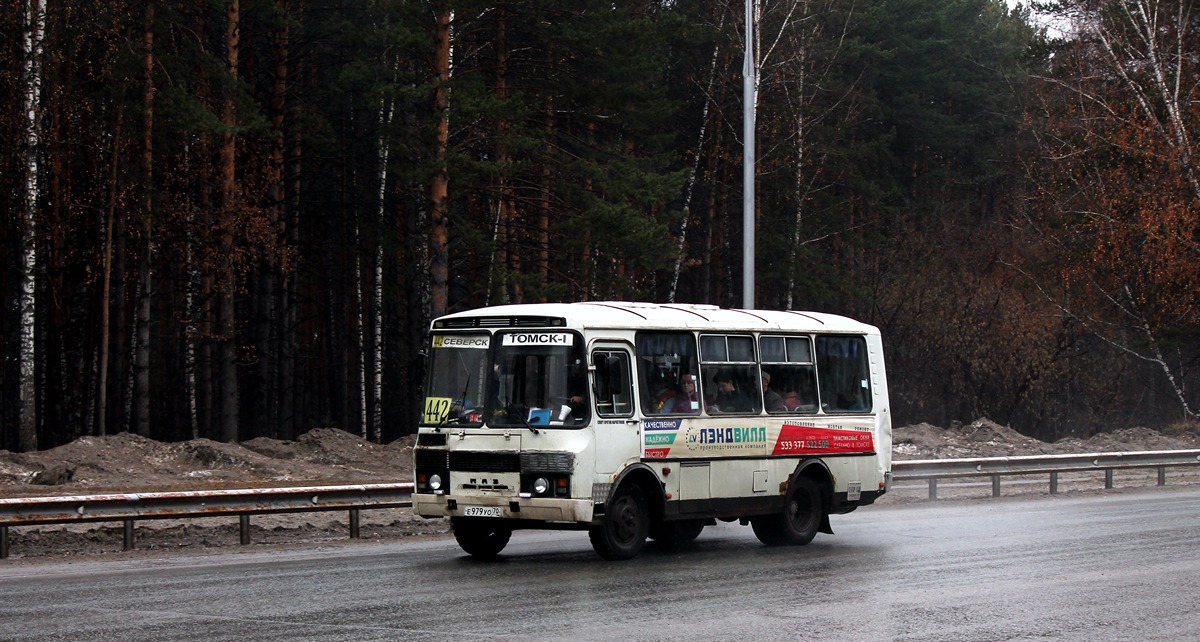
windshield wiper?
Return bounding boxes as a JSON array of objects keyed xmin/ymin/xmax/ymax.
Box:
[
  {"xmin": 504, "ymin": 404, "xmax": 539, "ymax": 434},
  {"xmin": 435, "ymin": 362, "xmax": 474, "ymax": 433}
]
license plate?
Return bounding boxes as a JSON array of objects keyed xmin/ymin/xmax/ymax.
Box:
[{"xmin": 463, "ymin": 506, "xmax": 501, "ymax": 518}]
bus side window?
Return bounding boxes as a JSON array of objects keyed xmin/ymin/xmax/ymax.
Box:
[
  {"xmin": 700, "ymin": 334, "xmax": 761, "ymax": 415},
  {"xmin": 815, "ymin": 335, "xmax": 872, "ymax": 413},
  {"xmin": 634, "ymin": 332, "xmax": 700, "ymax": 415},
  {"xmin": 760, "ymin": 335, "xmax": 818, "ymax": 414},
  {"xmin": 593, "ymin": 351, "xmax": 633, "ymax": 417}
]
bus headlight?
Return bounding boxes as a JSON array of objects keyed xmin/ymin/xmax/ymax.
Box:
[
  {"xmin": 429, "ymin": 473, "xmax": 443, "ymax": 491},
  {"xmin": 533, "ymin": 477, "xmax": 551, "ymax": 495}
]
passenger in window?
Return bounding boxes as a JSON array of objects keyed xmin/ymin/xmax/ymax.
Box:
[
  {"xmin": 707, "ymin": 370, "xmax": 751, "ymax": 414},
  {"xmin": 650, "ymin": 373, "xmax": 680, "ymax": 414},
  {"xmin": 558, "ymin": 360, "xmax": 589, "ymax": 423},
  {"xmin": 677, "ymin": 374, "xmax": 701, "ymax": 413},
  {"xmin": 788, "ymin": 369, "xmax": 819, "ymax": 412},
  {"xmin": 781, "ymin": 387, "xmax": 800, "ymax": 411},
  {"xmin": 761, "ymin": 371, "xmax": 787, "ymax": 413}
]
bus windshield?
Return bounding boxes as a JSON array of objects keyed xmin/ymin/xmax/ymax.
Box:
[
  {"xmin": 488, "ymin": 331, "xmax": 589, "ymax": 428},
  {"xmin": 423, "ymin": 333, "xmax": 490, "ymax": 426}
]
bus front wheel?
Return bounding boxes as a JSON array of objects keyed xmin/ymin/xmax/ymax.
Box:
[
  {"xmin": 590, "ymin": 484, "xmax": 649, "ymax": 560},
  {"xmin": 452, "ymin": 517, "xmax": 512, "ymax": 558},
  {"xmin": 751, "ymin": 475, "xmax": 823, "ymax": 547}
]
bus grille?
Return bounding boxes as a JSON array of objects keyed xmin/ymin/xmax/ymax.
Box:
[
  {"xmin": 520, "ymin": 451, "xmax": 574, "ymax": 473},
  {"xmin": 434, "ymin": 450, "xmax": 574, "ymax": 473},
  {"xmin": 415, "ymin": 449, "xmax": 448, "ymax": 469},
  {"xmin": 435, "ymin": 315, "xmax": 564, "ymax": 329},
  {"xmin": 449, "ymin": 451, "xmax": 521, "ymax": 472},
  {"xmin": 417, "ymin": 433, "xmax": 447, "ymax": 447}
]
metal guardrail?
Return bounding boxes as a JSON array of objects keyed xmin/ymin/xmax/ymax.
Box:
[
  {"xmin": 0, "ymin": 482, "xmax": 414, "ymax": 559},
  {"xmin": 892, "ymin": 450, "xmax": 1200, "ymax": 500},
  {"xmin": 3, "ymin": 450, "xmax": 1200, "ymax": 559}
]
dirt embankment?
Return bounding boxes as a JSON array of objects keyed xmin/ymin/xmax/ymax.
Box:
[
  {"xmin": 0, "ymin": 428, "xmax": 415, "ymax": 497},
  {"xmin": 892, "ymin": 419, "xmax": 1200, "ymax": 460}
]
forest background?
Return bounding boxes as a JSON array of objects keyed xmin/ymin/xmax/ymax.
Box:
[{"xmin": 3, "ymin": 0, "xmax": 1199, "ymax": 452}]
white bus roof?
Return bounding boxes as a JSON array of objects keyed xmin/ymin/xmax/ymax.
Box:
[{"xmin": 434, "ymin": 302, "xmax": 879, "ymax": 335}]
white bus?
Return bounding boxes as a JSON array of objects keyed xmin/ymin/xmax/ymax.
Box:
[{"xmin": 412, "ymin": 302, "xmax": 892, "ymax": 559}]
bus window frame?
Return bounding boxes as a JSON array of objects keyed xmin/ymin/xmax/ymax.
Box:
[
  {"xmin": 815, "ymin": 334, "xmax": 873, "ymax": 414},
  {"xmin": 759, "ymin": 334, "xmax": 818, "ymax": 415},
  {"xmin": 488, "ymin": 329, "xmax": 590, "ymax": 428},
  {"xmin": 698, "ymin": 333, "xmax": 762, "ymax": 415},
  {"xmin": 592, "ymin": 348, "xmax": 635, "ymax": 418},
  {"xmin": 634, "ymin": 331, "xmax": 701, "ymax": 417}
]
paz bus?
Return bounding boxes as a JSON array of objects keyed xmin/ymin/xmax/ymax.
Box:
[{"xmin": 412, "ymin": 302, "xmax": 892, "ymax": 559}]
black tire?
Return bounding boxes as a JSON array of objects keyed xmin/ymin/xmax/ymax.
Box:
[
  {"xmin": 589, "ymin": 484, "xmax": 650, "ymax": 560},
  {"xmin": 649, "ymin": 519, "xmax": 705, "ymax": 548},
  {"xmin": 452, "ymin": 517, "xmax": 512, "ymax": 558},
  {"xmin": 751, "ymin": 475, "xmax": 823, "ymax": 547}
]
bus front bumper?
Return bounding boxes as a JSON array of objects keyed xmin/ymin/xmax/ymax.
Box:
[{"xmin": 413, "ymin": 493, "xmax": 595, "ymax": 524}]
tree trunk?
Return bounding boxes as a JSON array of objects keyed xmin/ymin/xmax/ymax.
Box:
[
  {"xmin": 429, "ymin": 1, "xmax": 450, "ymax": 318},
  {"xmin": 189, "ymin": 5, "xmax": 211, "ymax": 440},
  {"xmin": 355, "ymin": 231, "xmax": 366, "ymax": 438},
  {"xmin": 255, "ymin": 0, "xmax": 289, "ymax": 438},
  {"xmin": 538, "ymin": 93, "xmax": 552, "ymax": 301},
  {"xmin": 280, "ymin": 125, "xmax": 301, "ymax": 441},
  {"xmin": 133, "ymin": 0, "xmax": 155, "ymax": 438},
  {"xmin": 373, "ymin": 70, "xmax": 394, "ymax": 443},
  {"xmin": 18, "ymin": 0, "xmax": 47, "ymax": 452},
  {"xmin": 219, "ymin": 0, "xmax": 241, "ymax": 442},
  {"xmin": 491, "ymin": 5, "xmax": 512, "ymax": 305},
  {"xmin": 97, "ymin": 112, "xmax": 122, "ymax": 437}
]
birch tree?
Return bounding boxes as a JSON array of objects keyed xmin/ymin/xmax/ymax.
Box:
[
  {"xmin": 1026, "ymin": 0, "xmax": 1200, "ymax": 419},
  {"xmin": 17, "ymin": 0, "xmax": 46, "ymax": 452},
  {"xmin": 669, "ymin": 8, "xmax": 727, "ymax": 303}
]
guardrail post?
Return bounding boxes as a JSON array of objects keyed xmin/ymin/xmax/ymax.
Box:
[
  {"xmin": 991, "ymin": 475, "xmax": 1001, "ymax": 498},
  {"xmin": 1158, "ymin": 467, "xmax": 1166, "ymax": 486},
  {"xmin": 349, "ymin": 509, "xmax": 361, "ymax": 539},
  {"xmin": 239, "ymin": 515, "xmax": 251, "ymax": 545},
  {"xmin": 1, "ymin": 526, "xmax": 8, "ymax": 559},
  {"xmin": 123, "ymin": 520, "xmax": 135, "ymax": 551},
  {"xmin": 928, "ymin": 478, "xmax": 937, "ymax": 500},
  {"xmin": 1050, "ymin": 472, "xmax": 1058, "ymax": 494},
  {"xmin": 1105, "ymin": 469, "xmax": 1114, "ymax": 489}
]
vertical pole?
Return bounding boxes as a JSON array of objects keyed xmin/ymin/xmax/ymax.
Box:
[
  {"xmin": 927, "ymin": 478, "xmax": 937, "ymax": 500},
  {"xmin": 1157, "ymin": 467, "xmax": 1166, "ymax": 486},
  {"xmin": 239, "ymin": 514, "xmax": 251, "ymax": 545},
  {"xmin": 741, "ymin": 0, "xmax": 755, "ymax": 309},
  {"xmin": 991, "ymin": 475, "xmax": 1001, "ymax": 498},
  {"xmin": 123, "ymin": 520, "xmax": 135, "ymax": 551},
  {"xmin": 1, "ymin": 526, "xmax": 8, "ymax": 559},
  {"xmin": 1050, "ymin": 472, "xmax": 1059, "ymax": 494},
  {"xmin": 1105, "ymin": 469, "xmax": 1114, "ymax": 489},
  {"xmin": 349, "ymin": 509, "xmax": 361, "ymax": 539}
]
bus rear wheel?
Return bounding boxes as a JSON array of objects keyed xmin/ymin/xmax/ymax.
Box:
[
  {"xmin": 590, "ymin": 484, "xmax": 649, "ymax": 560},
  {"xmin": 751, "ymin": 475, "xmax": 823, "ymax": 547},
  {"xmin": 452, "ymin": 517, "xmax": 512, "ymax": 558}
]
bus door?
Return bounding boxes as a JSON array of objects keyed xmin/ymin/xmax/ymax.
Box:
[{"xmin": 591, "ymin": 344, "xmax": 640, "ymax": 475}]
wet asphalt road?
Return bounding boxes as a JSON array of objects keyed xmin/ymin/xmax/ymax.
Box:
[{"xmin": 2, "ymin": 486, "xmax": 1198, "ymax": 642}]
